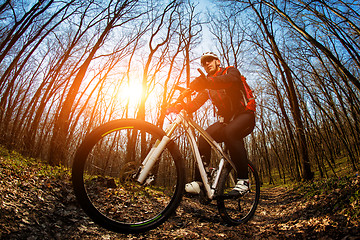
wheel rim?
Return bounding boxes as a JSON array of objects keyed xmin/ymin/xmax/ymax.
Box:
[{"xmin": 75, "ymin": 122, "xmax": 183, "ymax": 230}]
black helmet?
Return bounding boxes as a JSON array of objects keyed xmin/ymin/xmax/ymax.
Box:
[{"xmin": 200, "ymin": 52, "xmax": 219, "ymax": 65}]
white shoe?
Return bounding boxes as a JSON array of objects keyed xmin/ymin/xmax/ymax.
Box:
[
  {"xmin": 185, "ymin": 181, "xmax": 202, "ymax": 194},
  {"xmin": 228, "ymin": 179, "xmax": 250, "ymax": 196}
]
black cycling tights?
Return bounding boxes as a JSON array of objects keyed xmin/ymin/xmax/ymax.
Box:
[{"xmin": 197, "ymin": 111, "xmax": 255, "ymax": 179}]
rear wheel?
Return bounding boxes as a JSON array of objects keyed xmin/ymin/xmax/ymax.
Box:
[
  {"xmin": 72, "ymin": 119, "xmax": 184, "ymax": 233},
  {"xmin": 217, "ymin": 162, "xmax": 260, "ymax": 225}
]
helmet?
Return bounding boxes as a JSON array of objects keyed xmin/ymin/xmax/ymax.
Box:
[{"xmin": 200, "ymin": 52, "xmax": 219, "ymax": 65}]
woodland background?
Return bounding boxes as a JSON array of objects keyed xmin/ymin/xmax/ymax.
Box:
[{"xmin": 0, "ymin": 0, "xmax": 359, "ymax": 185}]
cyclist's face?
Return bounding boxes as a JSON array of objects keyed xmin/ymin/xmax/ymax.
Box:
[{"xmin": 202, "ymin": 58, "xmax": 220, "ymax": 75}]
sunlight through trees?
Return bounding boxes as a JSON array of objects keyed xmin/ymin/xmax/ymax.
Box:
[{"xmin": 0, "ymin": 0, "xmax": 359, "ymax": 182}]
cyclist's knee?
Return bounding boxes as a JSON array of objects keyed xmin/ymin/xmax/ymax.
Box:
[{"xmin": 224, "ymin": 127, "xmax": 238, "ymax": 143}]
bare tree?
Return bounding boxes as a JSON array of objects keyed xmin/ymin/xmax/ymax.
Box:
[
  {"xmin": 260, "ymin": 0, "xmax": 360, "ymax": 91},
  {"xmin": 136, "ymin": 0, "xmax": 179, "ymax": 121},
  {"xmin": 50, "ymin": 0, "xmax": 144, "ymax": 166},
  {"xmin": 207, "ymin": 5, "xmax": 247, "ymax": 69}
]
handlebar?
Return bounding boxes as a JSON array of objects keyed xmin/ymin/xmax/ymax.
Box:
[
  {"xmin": 197, "ymin": 68, "xmax": 206, "ymax": 78},
  {"xmin": 174, "ymin": 86, "xmax": 193, "ymax": 104},
  {"xmin": 164, "ymin": 69, "xmax": 206, "ymax": 113},
  {"xmin": 174, "ymin": 68, "xmax": 205, "ymax": 103}
]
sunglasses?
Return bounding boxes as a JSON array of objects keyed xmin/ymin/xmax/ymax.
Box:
[{"xmin": 201, "ymin": 57, "xmax": 217, "ymax": 66}]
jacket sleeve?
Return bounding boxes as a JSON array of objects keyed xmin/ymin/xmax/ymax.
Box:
[
  {"xmin": 184, "ymin": 90, "xmax": 209, "ymax": 113},
  {"xmin": 207, "ymin": 67, "xmax": 241, "ymax": 89}
]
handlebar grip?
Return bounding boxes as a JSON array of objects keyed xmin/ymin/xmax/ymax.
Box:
[
  {"xmin": 174, "ymin": 85, "xmax": 186, "ymax": 92},
  {"xmin": 197, "ymin": 68, "xmax": 206, "ymax": 78}
]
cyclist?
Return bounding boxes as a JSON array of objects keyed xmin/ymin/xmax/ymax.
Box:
[{"xmin": 167, "ymin": 52, "xmax": 256, "ymax": 197}]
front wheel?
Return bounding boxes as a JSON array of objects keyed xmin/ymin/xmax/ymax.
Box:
[
  {"xmin": 72, "ymin": 119, "xmax": 185, "ymax": 233},
  {"xmin": 216, "ymin": 162, "xmax": 260, "ymax": 225}
]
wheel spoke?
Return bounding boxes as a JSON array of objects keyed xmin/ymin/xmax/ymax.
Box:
[
  {"xmin": 72, "ymin": 120, "xmax": 184, "ymax": 233},
  {"xmin": 217, "ymin": 162, "xmax": 260, "ymax": 225}
]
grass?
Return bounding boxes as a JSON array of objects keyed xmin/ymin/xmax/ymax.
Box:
[
  {"xmin": 257, "ymin": 153, "xmax": 360, "ymax": 222},
  {"xmin": 0, "ymin": 145, "xmax": 70, "ymax": 180},
  {"xmin": 260, "ymin": 153, "xmax": 358, "ymax": 188},
  {"xmin": 294, "ymin": 174, "xmax": 360, "ymax": 221}
]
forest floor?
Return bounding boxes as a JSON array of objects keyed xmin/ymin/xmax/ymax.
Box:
[{"xmin": 0, "ymin": 147, "xmax": 359, "ymax": 240}]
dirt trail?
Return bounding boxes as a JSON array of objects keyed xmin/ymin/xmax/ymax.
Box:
[
  {"xmin": 1, "ymin": 156, "xmax": 359, "ymax": 239},
  {"xmin": 154, "ymin": 187, "xmax": 359, "ymax": 240}
]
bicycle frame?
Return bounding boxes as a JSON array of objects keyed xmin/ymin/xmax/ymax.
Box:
[{"xmin": 137, "ymin": 109, "xmax": 238, "ymax": 200}]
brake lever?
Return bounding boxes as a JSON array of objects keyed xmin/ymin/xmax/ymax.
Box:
[
  {"xmin": 197, "ymin": 68, "xmax": 206, "ymax": 78},
  {"xmin": 174, "ymin": 85, "xmax": 186, "ymax": 92}
]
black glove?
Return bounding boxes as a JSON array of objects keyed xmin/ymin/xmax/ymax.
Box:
[{"xmin": 189, "ymin": 75, "xmax": 208, "ymax": 91}]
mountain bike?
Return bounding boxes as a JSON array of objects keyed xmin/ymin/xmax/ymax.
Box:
[{"xmin": 72, "ymin": 87, "xmax": 260, "ymax": 234}]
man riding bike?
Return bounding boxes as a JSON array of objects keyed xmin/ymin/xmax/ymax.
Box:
[{"xmin": 167, "ymin": 52, "xmax": 256, "ymax": 197}]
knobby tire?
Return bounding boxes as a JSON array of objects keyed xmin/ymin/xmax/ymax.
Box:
[
  {"xmin": 72, "ymin": 119, "xmax": 184, "ymax": 233},
  {"xmin": 217, "ymin": 161, "xmax": 260, "ymax": 225}
]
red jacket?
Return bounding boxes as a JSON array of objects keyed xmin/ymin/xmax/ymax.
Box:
[{"xmin": 187, "ymin": 66, "xmax": 256, "ymax": 121}]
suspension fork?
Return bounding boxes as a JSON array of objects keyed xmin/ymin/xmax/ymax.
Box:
[{"xmin": 136, "ymin": 113, "xmax": 182, "ymax": 184}]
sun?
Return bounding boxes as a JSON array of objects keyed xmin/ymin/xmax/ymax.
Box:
[{"xmin": 118, "ymin": 82, "xmax": 143, "ymax": 103}]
